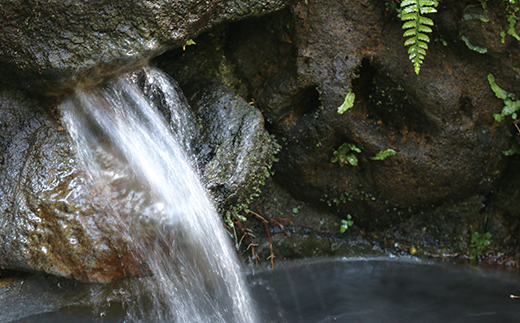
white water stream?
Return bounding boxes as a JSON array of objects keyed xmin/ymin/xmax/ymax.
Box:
[{"xmin": 59, "ymin": 67, "xmax": 257, "ymax": 322}]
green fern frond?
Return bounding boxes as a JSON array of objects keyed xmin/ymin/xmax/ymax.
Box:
[{"xmin": 401, "ymin": 0, "xmax": 438, "ymax": 74}]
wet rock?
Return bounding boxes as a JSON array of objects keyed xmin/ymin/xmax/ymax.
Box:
[
  {"xmin": 154, "ymin": 35, "xmax": 275, "ymax": 211},
  {"xmin": 224, "ymin": 0, "xmax": 517, "ymax": 228},
  {"xmin": 458, "ymin": 5, "xmax": 505, "ymax": 55},
  {"xmin": 0, "ymin": 85, "xmax": 144, "ymax": 282},
  {"xmin": 0, "ymin": 68, "xmax": 273, "ymax": 282},
  {"xmin": 131, "ymin": 67, "xmax": 274, "ymax": 208},
  {"xmin": 182, "ymin": 79, "xmax": 273, "ymax": 208},
  {"xmin": 496, "ymin": 156, "xmax": 520, "ymax": 217},
  {"xmin": 0, "ymin": 272, "xmax": 93, "ymax": 322},
  {"xmin": 0, "ymin": 0, "xmax": 292, "ymax": 94},
  {"xmin": 241, "ymin": 179, "xmax": 388, "ymax": 264},
  {"xmin": 377, "ymin": 195, "xmax": 486, "ymax": 259}
]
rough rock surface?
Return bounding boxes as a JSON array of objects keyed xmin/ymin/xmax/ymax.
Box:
[
  {"xmin": 185, "ymin": 79, "xmax": 273, "ymax": 207},
  {"xmin": 0, "ymin": 272, "xmax": 95, "ymax": 322},
  {"xmin": 222, "ymin": 0, "xmax": 518, "ymax": 228},
  {"xmin": 3, "ymin": 0, "xmax": 520, "ymax": 280},
  {"xmin": 0, "ymin": 68, "xmax": 273, "ymax": 281},
  {"xmin": 147, "ymin": 0, "xmax": 520, "ymax": 264},
  {"xmin": 0, "ymin": 86, "xmax": 143, "ymax": 282},
  {"xmin": 135, "ymin": 67, "xmax": 274, "ymax": 211},
  {"xmin": 0, "ymin": 0, "xmax": 291, "ymax": 94}
]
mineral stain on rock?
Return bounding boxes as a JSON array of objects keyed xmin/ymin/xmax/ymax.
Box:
[{"xmin": 0, "ymin": 87, "xmax": 144, "ymax": 282}]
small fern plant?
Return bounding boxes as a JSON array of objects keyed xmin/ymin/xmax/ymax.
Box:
[{"xmin": 401, "ymin": 0, "xmax": 438, "ymax": 74}]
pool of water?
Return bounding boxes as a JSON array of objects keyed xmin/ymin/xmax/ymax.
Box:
[
  {"xmin": 3, "ymin": 258, "xmax": 520, "ymax": 322},
  {"xmin": 250, "ymin": 258, "xmax": 520, "ymax": 322}
]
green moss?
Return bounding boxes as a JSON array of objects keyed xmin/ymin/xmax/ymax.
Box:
[
  {"xmin": 157, "ymin": 26, "xmax": 248, "ymax": 97},
  {"xmin": 469, "ymin": 231, "xmax": 492, "ymax": 260},
  {"xmin": 224, "ymin": 136, "xmax": 279, "ymax": 227},
  {"xmin": 322, "ymin": 189, "xmax": 381, "ymax": 208}
]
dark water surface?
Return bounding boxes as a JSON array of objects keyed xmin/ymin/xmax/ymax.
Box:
[
  {"xmin": 250, "ymin": 258, "xmax": 520, "ymax": 322},
  {"xmin": 4, "ymin": 258, "xmax": 520, "ymax": 323}
]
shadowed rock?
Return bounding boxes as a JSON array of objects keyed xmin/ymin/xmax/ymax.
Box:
[
  {"xmin": 184, "ymin": 79, "xmax": 273, "ymax": 208},
  {"xmin": 224, "ymin": 0, "xmax": 517, "ymax": 228},
  {"xmin": 0, "ymin": 0, "xmax": 291, "ymax": 94}
]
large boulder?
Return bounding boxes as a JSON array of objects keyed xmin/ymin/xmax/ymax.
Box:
[
  {"xmin": 0, "ymin": 67, "xmax": 273, "ymax": 282},
  {"xmin": 0, "ymin": 86, "xmax": 143, "ymax": 282},
  {"xmin": 184, "ymin": 79, "xmax": 273, "ymax": 208},
  {"xmin": 0, "ymin": 0, "xmax": 291, "ymax": 94}
]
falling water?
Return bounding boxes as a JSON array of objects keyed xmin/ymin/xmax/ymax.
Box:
[{"xmin": 59, "ymin": 67, "xmax": 258, "ymax": 322}]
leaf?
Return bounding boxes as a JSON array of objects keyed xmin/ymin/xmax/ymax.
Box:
[
  {"xmin": 502, "ymin": 100, "xmax": 519, "ymax": 116},
  {"xmin": 401, "ymin": 0, "xmax": 437, "ymax": 74},
  {"xmin": 370, "ymin": 149, "xmax": 397, "ymax": 160},
  {"xmin": 508, "ymin": 15, "xmax": 520, "ymax": 41},
  {"xmin": 503, "ymin": 143, "xmax": 520, "ymax": 156},
  {"xmin": 418, "ymin": 25, "xmax": 433, "ymax": 33},
  {"xmin": 340, "ymin": 216, "xmax": 354, "ymax": 233},
  {"xmin": 417, "ymin": 33, "xmax": 430, "ymax": 42},
  {"xmin": 337, "ymin": 143, "xmax": 351, "ymax": 154},
  {"xmin": 183, "ymin": 39, "xmax": 196, "ymax": 51},
  {"xmin": 346, "ymin": 153, "xmax": 358, "ymax": 166},
  {"xmin": 401, "ymin": 0, "xmax": 416, "ymax": 6},
  {"xmin": 488, "ymin": 74, "xmax": 508, "ymax": 100},
  {"xmin": 403, "ymin": 21, "xmax": 417, "ymax": 29},
  {"xmin": 470, "ymin": 231, "xmax": 492, "ymax": 255},
  {"xmin": 404, "ymin": 38, "xmax": 417, "ymax": 46},
  {"xmin": 338, "ymin": 90, "xmax": 355, "ymax": 114},
  {"xmin": 347, "ymin": 143, "xmax": 362, "ymax": 153},
  {"xmin": 489, "ymin": 73, "xmax": 520, "ymax": 123},
  {"xmin": 331, "ymin": 143, "xmax": 361, "ymax": 166},
  {"xmin": 493, "ymin": 113, "xmax": 505, "ymax": 122},
  {"xmin": 419, "ymin": 16, "xmax": 434, "ymax": 26},
  {"xmin": 420, "ymin": 6, "xmax": 437, "ymax": 14},
  {"xmin": 461, "ymin": 35, "xmax": 488, "ymax": 54}
]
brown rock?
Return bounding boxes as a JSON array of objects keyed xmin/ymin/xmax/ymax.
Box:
[{"xmin": 224, "ymin": 0, "xmax": 517, "ymax": 228}]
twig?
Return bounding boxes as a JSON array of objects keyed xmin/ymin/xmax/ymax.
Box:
[
  {"xmin": 245, "ymin": 210, "xmax": 275, "ymax": 269},
  {"xmin": 233, "ymin": 218, "xmax": 260, "ymax": 264},
  {"xmin": 263, "ymin": 218, "xmax": 275, "ymax": 270},
  {"xmin": 253, "ymin": 202, "xmax": 295, "ymax": 251}
]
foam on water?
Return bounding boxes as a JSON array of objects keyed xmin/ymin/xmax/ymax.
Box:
[{"xmin": 59, "ymin": 67, "xmax": 257, "ymax": 322}]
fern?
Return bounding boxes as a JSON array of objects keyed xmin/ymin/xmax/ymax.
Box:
[{"xmin": 401, "ymin": 0, "xmax": 438, "ymax": 74}]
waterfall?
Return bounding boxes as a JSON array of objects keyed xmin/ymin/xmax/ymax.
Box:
[{"xmin": 59, "ymin": 67, "xmax": 258, "ymax": 322}]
